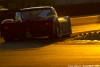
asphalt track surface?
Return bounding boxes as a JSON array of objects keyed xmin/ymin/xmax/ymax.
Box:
[{"xmin": 0, "ymin": 15, "xmax": 100, "ymax": 67}]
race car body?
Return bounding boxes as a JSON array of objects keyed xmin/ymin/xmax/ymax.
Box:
[{"xmin": 0, "ymin": 6, "xmax": 72, "ymax": 42}]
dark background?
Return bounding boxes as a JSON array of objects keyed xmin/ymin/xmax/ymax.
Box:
[
  {"xmin": 54, "ymin": 3, "xmax": 100, "ymax": 17},
  {"xmin": 0, "ymin": 0, "xmax": 100, "ymax": 17}
]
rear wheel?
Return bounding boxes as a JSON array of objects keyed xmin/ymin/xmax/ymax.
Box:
[
  {"xmin": 3, "ymin": 36, "xmax": 15, "ymax": 42},
  {"xmin": 68, "ymin": 19, "xmax": 72, "ymax": 35},
  {"xmin": 49, "ymin": 28, "xmax": 60, "ymax": 38},
  {"xmin": 55, "ymin": 26, "xmax": 61, "ymax": 38},
  {"xmin": 62, "ymin": 19, "xmax": 72, "ymax": 37},
  {"xmin": 49, "ymin": 23, "xmax": 62, "ymax": 38},
  {"xmin": 67, "ymin": 19, "xmax": 72, "ymax": 37}
]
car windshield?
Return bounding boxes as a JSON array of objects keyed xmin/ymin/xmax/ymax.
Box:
[{"xmin": 19, "ymin": 9, "xmax": 52, "ymax": 19}]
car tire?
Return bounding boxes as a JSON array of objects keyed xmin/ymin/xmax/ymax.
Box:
[
  {"xmin": 55, "ymin": 25, "xmax": 61, "ymax": 37},
  {"xmin": 49, "ymin": 21, "xmax": 62, "ymax": 39},
  {"xmin": 3, "ymin": 36, "xmax": 15, "ymax": 42},
  {"xmin": 49, "ymin": 27, "xmax": 60, "ymax": 39},
  {"xmin": 66, "ymin": 19, "xmax": 72, "ymax": 38},
  {"xmin": 62, "ymin": 18, "xmax": 72, "ymax": 38},
  {"xmin": 68, "ymin": 19, "xmax": 72, "ymax": 35}
]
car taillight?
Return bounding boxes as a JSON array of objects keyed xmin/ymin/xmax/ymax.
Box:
[
  {"xmin": 46, "ymin": 22, "xmax": 49, "ymax": 26},
  {"xmin": 4, "ymin": 26, "xmax": 8, "ymax": 29}
]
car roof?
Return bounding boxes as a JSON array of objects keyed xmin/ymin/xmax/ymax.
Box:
[
  {"xmin": 20, "ymin": 6, "xmax": 52, "ymax": 11},
  {"xmin": 21, "ymin": 6, "xmax": 52, "ymax": 9},
  {"xmin": 0, "ymin": 6, "xmax": 52, "ymax": 12}
]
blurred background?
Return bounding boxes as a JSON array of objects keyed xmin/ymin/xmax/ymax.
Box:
[{"xmin": 0, "ymin": 0, "xmax": 100, "ymax": 16}]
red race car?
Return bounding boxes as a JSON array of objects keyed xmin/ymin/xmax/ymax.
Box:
[{"xmin": 0, "ymin": 6, "xmax": 72, "ymax": 42}]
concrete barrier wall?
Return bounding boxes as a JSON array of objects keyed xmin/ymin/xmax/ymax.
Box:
[
  {"xmin": 70, "ymin": 15, "xmax": 100, "ymax": 26},
  {"xmin": 54, "ymin": 3, "xmax": 100, "ymax": 16}
]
